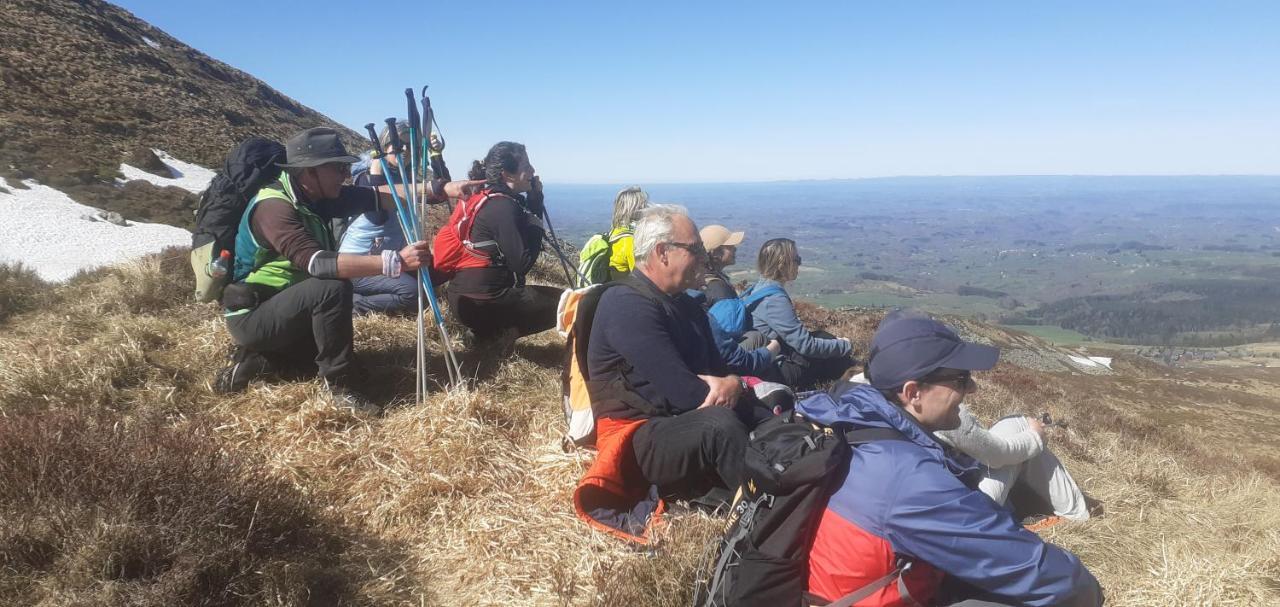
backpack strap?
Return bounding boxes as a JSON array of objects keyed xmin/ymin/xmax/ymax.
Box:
[
  {"xmin": 845, "ymin": 427, "xmax": 909, "ymax": 445},
  {"xmin": 811, "ymin": 559, "xmax": 919, "ymax": 607},
  {"xmin": 740, "ymin": 283, "xmax": 785, "ymax": 311}
]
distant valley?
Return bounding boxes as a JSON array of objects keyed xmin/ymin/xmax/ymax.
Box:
[{"xmin": 547, "ymin": 175, "xmax": 1280, "ymax": 348}]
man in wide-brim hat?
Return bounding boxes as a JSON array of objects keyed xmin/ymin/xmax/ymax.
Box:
[{"xmin": 214, "ymin": 127, "xmax": 476, "ymax": 412}]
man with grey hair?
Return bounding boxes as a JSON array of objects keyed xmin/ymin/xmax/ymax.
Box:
[{"xmin": 585, "ymin": 204, "xmax": 772, "ymax": 505}]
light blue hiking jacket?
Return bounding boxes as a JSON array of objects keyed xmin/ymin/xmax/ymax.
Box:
[{"xmin": 747, "ymin": 278, "xmax": 852, "ymax": 359}]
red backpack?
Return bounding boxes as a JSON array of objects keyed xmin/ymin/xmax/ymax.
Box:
[{"xmin": 431, "ymin": 189, "xmax": 512, "ymax": 279}]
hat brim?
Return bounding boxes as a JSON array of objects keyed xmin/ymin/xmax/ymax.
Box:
[
  {"xmin": 277, "ymin": 155, "xmax": 361, "ymax": 169},
  {"xmin": 937, "ymin": 341, "xmax": 1000, "ymax": 372},
  {"xmin": 723, "ymin": 231, "xmax": 745, "ymax": 246}
]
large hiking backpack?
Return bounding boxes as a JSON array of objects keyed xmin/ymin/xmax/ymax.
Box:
[
  {"xmin": 431, "ymin": 188, "xmax": 512, "ymax": 280},
  {"xmin": 695, "ymin": 410, "xmax": 910, "ymax": 607},
  {"xmin": 575, "ymin": 228, "xmax": 631, "ymax": 288},
  {"xmin": 706, "ymin": 282, "xmax": 784, "ymax": 341},
  {"xmin": 189, "ymin": 137, "xmax": 286, "ymax": 302}
]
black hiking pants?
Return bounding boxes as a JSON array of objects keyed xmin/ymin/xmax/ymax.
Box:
[
  {"xmin": 225, "ymin": 278, "xmax": 355, "ymax": 380},
  {"xmin": 448, "ymin": 285, "xmax": 560, "ymax": 341},
  {"xmin": 631, "ymin": 400, "xmax": 772, "ymax": 501},
  {"xmin": 772, "ymin": 330, "xmax": 855, "ymax": 391}
]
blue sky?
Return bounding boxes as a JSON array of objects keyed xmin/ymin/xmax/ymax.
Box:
[{"xmin": 116, "ymin": 1, "xmax": 1279, "ymax": 183}]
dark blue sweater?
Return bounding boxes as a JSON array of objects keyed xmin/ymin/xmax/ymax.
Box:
[{"xmin": 587, "ymin": 273, "xmax": 728, "ymax": 419}]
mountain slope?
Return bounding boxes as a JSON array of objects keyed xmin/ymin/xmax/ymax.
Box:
[
  {"xmin": 0, "ymin": 255, "xmax": 1277, "ymax": 605},
  {"xmin": 0, "ymin": 0, "xmax": 362, "ymax": 228}
]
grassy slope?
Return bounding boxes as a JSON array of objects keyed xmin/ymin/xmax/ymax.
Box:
[{"xmin": 0, "ymin": 255, "xmax": 1278, "ymax": 606}]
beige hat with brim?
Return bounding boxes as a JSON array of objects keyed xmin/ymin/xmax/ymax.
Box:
[{"xmin": 700, "ymin": 224, "xmax": 745, "ymax": 250}]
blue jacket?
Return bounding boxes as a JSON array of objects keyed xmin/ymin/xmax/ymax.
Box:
[
  {"xmin": 687, "ymin": 289, "xmax": 774, "ymax": 377},
  {"xmin": 798, "ymin": 384, "xmax": 1102, "ymax": 606},
  {"xmin": 339, "ymin": 159, "xmax": 407, "ymax": 255},
  {"xmin": 747, "ymin": 279, "xmax": 852, "ymax": 359}
]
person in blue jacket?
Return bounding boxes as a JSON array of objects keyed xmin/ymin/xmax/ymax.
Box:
[
  {"xmin": 799, "ymin": 310, "xmax": 1102, "ymax": 607},
  {"xmin": 745, "ymin": 237, "xmax": 854, "ymax": 389},
  {"xmin": 338, "ymin": 121, "xmax": 458, "ymax": 315}
]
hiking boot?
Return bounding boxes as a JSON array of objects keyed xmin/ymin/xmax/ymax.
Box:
[
  {"xmin": 323, "ymin": 377, "xmax": 382, "ymax": 416},
  {"xmin": 213, "ymin": 347, "xmax": 271, "ymax": 394}
]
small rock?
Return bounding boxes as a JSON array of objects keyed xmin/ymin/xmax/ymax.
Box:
[
  {"xmin": 96, "ymin": 210, "xmax": 129, "ymax": 226},
  {"xmin": 124, "ymin": 147, "xmax": 174, "ymax": 178}
]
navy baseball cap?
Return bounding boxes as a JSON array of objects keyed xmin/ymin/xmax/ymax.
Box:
[{"xmin": 865, "ymin": 310, "xmax": 999, "ymax": 391}]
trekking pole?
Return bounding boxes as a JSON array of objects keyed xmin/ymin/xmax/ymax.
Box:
[
  {"xmin": 541, "ymin": 208, "xmax": 586, "ymax": 287},
  {"xmin": 385, "ymin": 116, "xmax": 427, "ymax": 403},
  {"xmin": 365, "ymin": 123, "xmax": 463, "ymax": 390},
  {"xmin": 384, "ymin": 118, "xmax": 463, "ymax": 388},
  {"xmin": 404, "ymin": 93, "xmax": 429, "ymax": 404},
  {"xmin": 420, "ymin": 87, "xmax": 454, "ymax": 212}
]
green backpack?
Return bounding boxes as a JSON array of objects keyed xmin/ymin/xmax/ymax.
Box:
[{"xmin": 576, "ymin": 228, "xmax": 631, "ymax": 288}]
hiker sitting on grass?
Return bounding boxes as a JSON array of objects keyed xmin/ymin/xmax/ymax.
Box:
[
  {"xmin": 580, "ymin": 205, "xmax": 774, "ymax": 528},
  {"xmin": 338, "ymin": 120, "xmax": 452, "ymax": 316},
  {"xmin": 215, "ymin": 127, "xmax": 474, "ymax": 412},
  {"xmin": 800, "ymin": 310, "xmax": 1102, "ymax": 607},
  {"xmin": 745, "ymin": 237, "xmax": 854, "ymax": 390},
  {"xmin": 436, "ymin": 142, "xmax": 560, "ymax": 357},
  {"xmin": 936, "ymin": 407, "xmax": 1094, "ymax": 522},
  {"xmin": 695, "ymin": 224, "xmax": 781, "ymax": 379}
]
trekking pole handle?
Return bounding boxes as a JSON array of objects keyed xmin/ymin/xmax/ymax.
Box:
[
  {"xmin": 363, "ymin": 123, "xmax": 382, "ymax": 158},
  {"xmin": 405, "ymin": 88, "xmax": 421, "ymax": 128},
  {"xmin": 384, "ymin": 117, "xmax": 404, "ymax": 155}
]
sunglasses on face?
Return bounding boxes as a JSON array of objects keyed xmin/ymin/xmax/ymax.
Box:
[
  {"xmin": 666, "ymin": 241, "xmax": 708, "ymax": 258},
  {"xmin": 922, "ymin": 369, "xmax": 972, "ymax": 389}
]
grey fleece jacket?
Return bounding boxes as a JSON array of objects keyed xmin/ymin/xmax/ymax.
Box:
[
  {"xmin": 935, "ymin": 405, "xmax": 1044, "ymax": 468},
  {"xmin": 747, "ymin": 279, "xmax": 852, "ymax": 359}
]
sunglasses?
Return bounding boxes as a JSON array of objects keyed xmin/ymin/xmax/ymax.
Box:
[
  {"xmin": 666, "ymin": 241, "xmax": 708, "ymax": 258},
  {"xmin": 922, "ymin": 369, "xmax": 972, "ymax": 389}
]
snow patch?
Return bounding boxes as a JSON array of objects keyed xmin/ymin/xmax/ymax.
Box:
[
  {"xmin": 118, "ymin": 149, "xmax": 215, "ymax": 194},
  {"xmin": 141, "ymin": 35, "xmax": 161, "ymax": 49},
  {"xmin": 0, "ymin": 176, "xmax": 190, "ymax": 282},
  {"xmin": 1068, "ymin": 355, "xmax": 1113, "ymax": 370}
]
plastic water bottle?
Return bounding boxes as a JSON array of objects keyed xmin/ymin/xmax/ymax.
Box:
[{"xmin": 209, "ymin": 250, "xmax": 231, "ymax": 279}]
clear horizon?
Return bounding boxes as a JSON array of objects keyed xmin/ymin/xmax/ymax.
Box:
[{"xmin": 113, "ymin": 0, "xmax": 1280, "ymax": 183}]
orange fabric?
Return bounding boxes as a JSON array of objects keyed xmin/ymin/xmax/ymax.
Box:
[{"xmin": 572, "ymin": 417, "xmax": 666, "ymax": 545}]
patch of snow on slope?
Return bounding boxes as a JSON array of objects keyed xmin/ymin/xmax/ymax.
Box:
[
  {"xmin": 1068, "ymin": 355, "xmax": 1100, "ymax": 368},
  {"xmin": 118, "ymin": 149, "xmax": 215, "ymax": 194},
  {"xmin": 0, "ymin": 177, "xmax": 190, "ymax": 282},
  {"xmin": 142, "ymin": 35, "xmax": 160, "ymax": 49}
]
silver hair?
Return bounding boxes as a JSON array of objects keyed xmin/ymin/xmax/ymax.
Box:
[
  {"xmin": 378, "ymin": 120, "xmax": 412, "ymax": 151},
  {"xmin": 633, "ymin": 204, "xmax": 691, "ymax": 265},
  {"xmin": 610, "ymin": 186, "xmax": 650, "ymax": 230}
]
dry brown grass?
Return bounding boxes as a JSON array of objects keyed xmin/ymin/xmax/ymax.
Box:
[{"xmin": 1, "ymin": 257, "xmax": 1278, "ymax": 605}]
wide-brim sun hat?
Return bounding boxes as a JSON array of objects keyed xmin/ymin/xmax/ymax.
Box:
[
  {"xmin": 277, "ymin": 127, "xmax": 361, "ymax": 168},
  {"xmin": 865, "ymin": 309, "xmax": 999, "ymax": 391}
]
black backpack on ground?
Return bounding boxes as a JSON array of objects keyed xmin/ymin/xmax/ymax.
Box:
[
  {"xmin": 189, "ymin": 137, "xmax": 286, "ymax": 302},
  {"xmin": 694, "ymin": 410, "xmax": 909, "ymax": 607}
]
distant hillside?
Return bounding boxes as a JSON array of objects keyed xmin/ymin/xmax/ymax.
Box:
[
  {"xmin": 1, "ymin": 254, "xmax": 1278, "ymax": 605},
  {"xmin": 0, "ymin": 0, "xmax": 362, "ymax": 227}
]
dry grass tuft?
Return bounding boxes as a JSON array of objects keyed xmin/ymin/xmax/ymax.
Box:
[
  {"xmin": 0, "ymin": 262, "xmax": 51, "ymax": 322},
  {"xmin": 0, "ymin": 254, "xmax": 1277, "ymax": 604},
  {"xmin": 0, "ymin": 409, "xmax": 416, "ymax": 606}
]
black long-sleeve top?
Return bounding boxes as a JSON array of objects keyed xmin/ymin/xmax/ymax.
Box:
[
  {"xmin": 587, "ymin": 273, "xmax": 729, "ymax": 420},
  {"xmin": 448, "ymin": 190, "xmax": 545, "ymax": 298}
]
